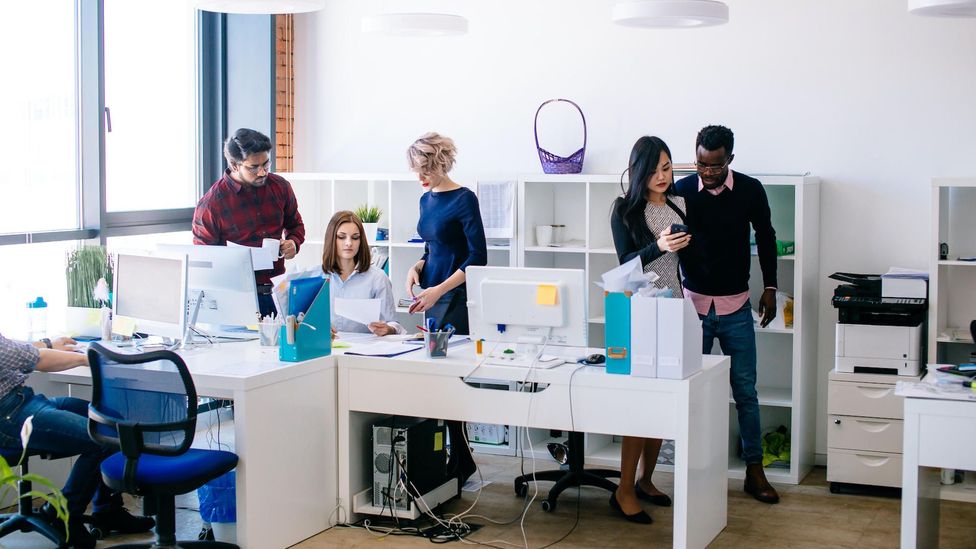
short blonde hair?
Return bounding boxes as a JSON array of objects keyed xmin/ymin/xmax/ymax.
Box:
[{"xmin": 407, "ymin": 132, "xmax": 457, "ymax": 175}]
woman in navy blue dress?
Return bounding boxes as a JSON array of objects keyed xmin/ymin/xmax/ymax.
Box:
[{"xmin": 404, "ymin": 132, "xmax": 487, "ymax": 336}]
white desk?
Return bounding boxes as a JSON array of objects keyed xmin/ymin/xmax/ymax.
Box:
[
  {"xmin": 338, "ymin": 347, "xmax": 730, "ymax": 549},
  {"xmin": 47, "ymin": 342, "xmax": 337, "ymax": 549},
  {"xmin": 900, "ymin": 395, "xmax": 976, "ymax": 548}
]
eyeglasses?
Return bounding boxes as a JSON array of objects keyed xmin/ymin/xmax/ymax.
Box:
[
  {"xmin": 694, "ymin": 160, "xmax": 730, "ymax": 174},
  {"xmin": 238, "ymin": 160, "xmax": 271, "ymax": 175}
]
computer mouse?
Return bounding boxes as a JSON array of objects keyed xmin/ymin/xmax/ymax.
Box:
[{"xmin": 584, "ymin": 353, "xmax": 605, "ymax": 365}]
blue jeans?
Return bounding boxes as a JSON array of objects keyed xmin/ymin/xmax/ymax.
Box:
[
  {"xmin": 700, "ymin": 302, "xmax": 762, "ymax": 464},
  {"xmin": 0, "ymin": 387, "xmax": 121, "ymax": 516}
]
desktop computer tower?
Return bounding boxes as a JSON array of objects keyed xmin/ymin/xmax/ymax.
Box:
[{"xmin": 372, "ymin": 416, "xmax": 450, "ymax": 511}]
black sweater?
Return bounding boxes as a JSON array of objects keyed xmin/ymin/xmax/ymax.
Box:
[{"xmin": 674, "ymin": 171, "xmax": 777, "ymax": 296}]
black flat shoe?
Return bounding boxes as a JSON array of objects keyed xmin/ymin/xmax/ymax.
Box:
[
  {"xmin": 609, "ymin": 492, "xmax": 653, "ymax": 524},
  {"xmin": 635, "ymin": 483, "xmax": 672, "ymax": 507}
]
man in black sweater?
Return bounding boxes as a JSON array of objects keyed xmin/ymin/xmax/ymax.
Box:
[{"xmin": 675, "ymin": 125, "xmax": 781, "ymax": 504}]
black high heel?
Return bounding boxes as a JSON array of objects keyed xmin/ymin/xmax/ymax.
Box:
[
  {"xmin": 634, "ymin": 483, "xmax": 672, "ymax": 507},
  {"xmin": 609, "ymin": 491, "xmax": 653, "ymax": 524}
]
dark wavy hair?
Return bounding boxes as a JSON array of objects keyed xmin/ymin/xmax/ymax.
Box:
[
  {"xmin": 613, "ymin": 136, "xmax": 673, "ymax": 249},
  {"xmin": 223, "ymin": 128, "xmax": 272, "ymax": 165}
]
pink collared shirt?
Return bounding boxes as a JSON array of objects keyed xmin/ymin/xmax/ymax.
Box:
[{"xmin": 684, "ymin": 170, "xmax": 750, "ymax": 316}]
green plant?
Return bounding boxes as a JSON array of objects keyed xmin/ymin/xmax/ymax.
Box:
[
  {"xmin": 66, "ymin": 245, "xmax": 113, "ymax": 308},
  {"xmin": 0, "ymin": 417, "xmax": 70, "ymax": 541},
  {"xmin": 354, "ymin": 205, "xmax": 382, "ymax": 224}
]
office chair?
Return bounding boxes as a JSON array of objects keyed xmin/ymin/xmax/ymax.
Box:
[
  {"xmin": 87, "ymin": 342, "xmax": 239, "ymax": 548},
  {"xmin": 513, "ymin": 431, "xmax": 620, "ymax": 512},
  {"xmin": 0, "ymin": 449, "xmax": 69, "ymax": 547}
]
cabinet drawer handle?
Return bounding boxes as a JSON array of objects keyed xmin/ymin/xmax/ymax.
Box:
[
  {"xmin": 855, "ymin": 386, "xmax": 893, "ymax": 399},
  {"xmin": 855, "ymin": 454, "xmax": 890, "ymax": 467},
  {"xmin": 834, "ymin": 419, "xmax": 841, "ymax": 425},
  {"xmin": 854, "ymin": 419, "xmax": 892, "ymax": 433}
]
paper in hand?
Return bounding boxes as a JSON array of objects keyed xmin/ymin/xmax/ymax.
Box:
[
  {"xmin": 228, "ymin": 239, "xmax": 279, "ymax": 271},
  {"xmin": 335, "ymin": 298, "xmax": 381, "ymax": 326}
]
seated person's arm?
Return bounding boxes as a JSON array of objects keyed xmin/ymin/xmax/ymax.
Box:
[{"xmin": 35, "ymin": 349, "xmax": 88, "ymax": 372}]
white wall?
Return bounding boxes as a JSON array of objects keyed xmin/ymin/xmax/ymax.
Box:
[{"xmin": 292, "ymin": 0, "xmax": 976, "ymax": 457}]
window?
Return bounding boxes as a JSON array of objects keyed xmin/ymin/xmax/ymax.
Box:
[
  {"xmin": 104, "ymin": 0, "xmax": 198, "ymax": 212},
  {"xmin": 0, "ymin": 1, "xmax": 79, "ymax": 234},
  {"xmin": 0, "ymin": 240, "xmax": 82, "ymax": 339}
]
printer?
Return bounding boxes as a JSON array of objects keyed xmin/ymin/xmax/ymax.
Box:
[{"xmin": 830, "ymin": 272, "xmax": 927, "ymax": 376}]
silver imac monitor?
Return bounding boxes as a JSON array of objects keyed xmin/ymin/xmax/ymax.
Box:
[
  {"xmin": 156, "ymin": 244, "xmax": 259, "ymax": 331},
  {"xmin": 466, "ymin": 266, "xmax": 588, "ymax": 367},
  {"xmin": 113, "ymin": 252, "xmax": 188, "ymax": 342}
]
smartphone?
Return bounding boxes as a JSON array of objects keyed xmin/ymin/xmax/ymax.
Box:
[{"xmin": 670, "ymin": 223, "xmax": 689, "ymax": 235}]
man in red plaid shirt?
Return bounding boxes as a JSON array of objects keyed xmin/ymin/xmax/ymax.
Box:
[{"xmin": 192, "ymin": 128, "xmax": 306, "ymax": 317}]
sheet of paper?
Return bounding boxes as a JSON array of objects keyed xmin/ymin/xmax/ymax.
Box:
[
  {"xmin": 344, "ymin": 340, "xmax": 422, "ymax": 357},
  {"xmin": 477, "ymin": 180, "xmax": 515, "ymax": 239},
  {"xmin": 227, "ymin": 240, "xmax": 278, "ymax": 271},
  {"xmin": 334, "ymin": 298, "xmax": 381, "ymax": 326}
]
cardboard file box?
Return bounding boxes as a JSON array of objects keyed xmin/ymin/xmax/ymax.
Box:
[{"xmin": 611, "ymin": 294, "xmax": 703, "ymax": 379}]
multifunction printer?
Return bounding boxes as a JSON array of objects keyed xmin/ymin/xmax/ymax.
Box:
[{"xmin": 830, "ymin": 272, "xmax": 927, "ymax": 376}]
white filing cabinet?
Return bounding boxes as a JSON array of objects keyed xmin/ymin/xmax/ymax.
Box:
[{"xmin": 827, "ymin": 369, "xmax": 922, "ymax": 490}]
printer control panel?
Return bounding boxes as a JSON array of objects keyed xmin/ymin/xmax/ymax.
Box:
[{"xmin": 832, "ymin": 295, "xmax": 926, "ymax": 307}]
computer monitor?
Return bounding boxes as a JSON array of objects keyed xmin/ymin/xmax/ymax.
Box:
[
  {"xmin": 156, "ymin": 244, "xmax": 259, "ymax": 329},
  {"xmin": 113, "ymin": 252, "xmax": 188, "ymax": 342},
  {"xmin": 466, "ymin": 266, "xmax": 588, "ymax": 350}
]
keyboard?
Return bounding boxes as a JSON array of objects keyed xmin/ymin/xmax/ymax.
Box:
[{"xmin": 482, "ymin": 353, "xmax": 567, "ymax": 369}]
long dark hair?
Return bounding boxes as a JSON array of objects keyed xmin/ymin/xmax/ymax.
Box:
[{"xmin": 614, "ymin": 136, "xmax": 674, "ymax": 248}]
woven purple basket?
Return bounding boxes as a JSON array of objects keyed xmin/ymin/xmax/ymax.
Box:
[{"xmin": 534, "ymin": 99, "xmax": 586, "ymax": 174}]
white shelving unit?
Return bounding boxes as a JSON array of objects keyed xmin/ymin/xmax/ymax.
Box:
[
  {"xmin": 281, "ymin": 173, "xmax": 516, "ymax": 329},
  {"xmin": 928, "ymin": 178, "xmax": 976, "ymax": 367},
  {"xmin": 516, "ymin": 173, "xmax": 820, "ymax": 485}
]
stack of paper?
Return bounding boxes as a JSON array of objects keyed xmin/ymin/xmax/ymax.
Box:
[
  {"xmin": 881, "ymin": 266, "xmax": 928, "ymax": 299},
  {"xmin": 594, "ymin": 256, "xmax": 658, "ymax": 294},
  {"xmin": 270, "ymin": 265, "xmax": 324, "ymax": 317}
]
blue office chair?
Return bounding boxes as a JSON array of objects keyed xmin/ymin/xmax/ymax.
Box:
[
  {"xmin": 86, "ymin": 342, "xmax": 239, "ymax": 548},
  {"xmin": 0, "ymin": 449, "xmax": 70, "ymax": 548}
]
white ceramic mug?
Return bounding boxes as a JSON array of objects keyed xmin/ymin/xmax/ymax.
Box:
[{"xmin": 536, "ymin": 225, "xmax": 553, "ymax": 247}]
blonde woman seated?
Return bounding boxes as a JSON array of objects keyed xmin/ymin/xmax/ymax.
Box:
[{"xmin": 321, "ymin": 210, "xmax": 404, "ymax": 336}]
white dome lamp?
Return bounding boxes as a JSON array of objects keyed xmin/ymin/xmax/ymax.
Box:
[
  {"xmin": 908, "ymin": 0, "xmax": 976, "ymax": 17},
  {"xmin": 612, "ymin": 0, "xmax": 729, "ymax": 28},
  {"xmin": 362, "ymin": 13, "xmax": 469, "ymax": 36},
  {"xmin": 193, "ymin": 0, "xmax": 327, "ymax": 14}
]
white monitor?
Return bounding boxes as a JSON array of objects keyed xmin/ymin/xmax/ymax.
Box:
[
  {"xmin": 156, "ymin": 244, "xmax": 259, "ymax": 328},
  {"xmin": 466, "ymin": 266, "xmax": 588, "ymax": 349},
  {"xmin": 113, "ymin": 252, "xmax": 188, "ymax": 342}
]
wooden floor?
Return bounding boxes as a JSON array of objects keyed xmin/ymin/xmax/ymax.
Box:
[{"xmin": 2, "ymin": 454, "xmax": 975, "ymax": 547}]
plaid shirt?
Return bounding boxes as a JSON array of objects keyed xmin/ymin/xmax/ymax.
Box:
[
  {"xmin": 192, "ymin": 170, "xmax": 306, "ymax": 285},
  {"xmin": 0, "ymin": 333, "xmax": 37, "ymax": 399}
]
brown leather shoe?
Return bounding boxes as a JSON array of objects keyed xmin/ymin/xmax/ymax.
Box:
[{"xmin": 744, "ymin": 463, "xmax": 780, "ymax": 504}]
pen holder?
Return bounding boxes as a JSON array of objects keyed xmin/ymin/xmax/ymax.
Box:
[
  {"xmin": 424, "ymin": 330, "xmax": 451, "ymax": 359},
  {"xmin": 258, "ymin": 320, "xmax": 280, "ymax": 346}
]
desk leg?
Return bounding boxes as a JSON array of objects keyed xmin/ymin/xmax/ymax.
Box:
[
  {"xmin": 674, "ymin": 367, "xmax": 729, "ymax": 549},
  {"xmin": 901, "ymin": 401, "xmax": 940, "ymax": 549},
  {"xmin": 233, "ymin": 368, "xmax": 335, "ymax": 549}
]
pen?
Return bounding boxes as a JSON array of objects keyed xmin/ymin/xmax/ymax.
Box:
[
  {"xmin": 963, "ymin": 380, "xmax": 976, "ymax": 389},
  {"xmin": 416, "ymin": 325, "xmax": 429, "ymax": 333},
  {"xmin": 426, "ymin": 317, "xmax": 437, "ymax": 332}
]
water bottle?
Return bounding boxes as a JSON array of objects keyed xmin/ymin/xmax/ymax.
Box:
[{"xmin": 27, "ymin": 297, "xmax": 48, "ymax": 342}]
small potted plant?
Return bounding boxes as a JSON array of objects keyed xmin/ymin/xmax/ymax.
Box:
[
  {"xmin": 354, "ymin": 205, "xmax": 383, "ymax": 241},
  {"xmin": 65, "ymin": 245, "xmax": 113, "ymax": 337}
]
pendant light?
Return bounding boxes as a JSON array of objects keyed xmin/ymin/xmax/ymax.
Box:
[
  {"xmin": 361, "ymin": 13, "xmax": 469, "ymax": 36},
  {"xmin": 908, "ymin": 0, "xmax": 976, "ymax": 16},
  {"xmin": 193, "ymin": 0, "xmax": 327, "ymax": 14},
  {"xmin": 612, "ymin": 0, "xmax": 729, "ymax": 28}
]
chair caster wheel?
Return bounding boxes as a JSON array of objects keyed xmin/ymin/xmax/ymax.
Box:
[
  {"xmin": 541, "ymin": 499, "xmax": 555, "ymax": 512},
  {"xmin": 514, "ymin": 481, "xmax": 527, "ymax": 498},
  {"xmin": 89, "ymin": 526, "xmax": 105, "ymax": 540}
]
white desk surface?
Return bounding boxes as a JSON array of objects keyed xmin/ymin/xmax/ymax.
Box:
[
  {"xmin": 48, "ymin": 341, "xmax": 332, "ymax": 396},
  {"xmin": 338, "ymin": 347, "xmax": 730, "ymax": 549},
  {"xmin": 901, "ymin": 395, "xmax": 976, "ymax": 548},
  {"xmin": 45, "ymin": 341, "xmax": 337, "ymax": 549}
]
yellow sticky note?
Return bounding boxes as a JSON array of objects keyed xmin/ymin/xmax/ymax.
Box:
[
  {"xmin": 536, "ymin": 284, "xmax": 558, "ymax": 306},
  {"xmin": 433, "ymin": 431, "xmax": 444, "ymax": 452},
  {"xmin": 85, "ymin": 309, "xmax": 102, "ymax": 326},
  {"xmin": 331, "ymin": 341, "xmax": 351, "ymax": 349},
  {"xmin": 112, "ymin": 316, "xmax": 136, "ymax": 337}
]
